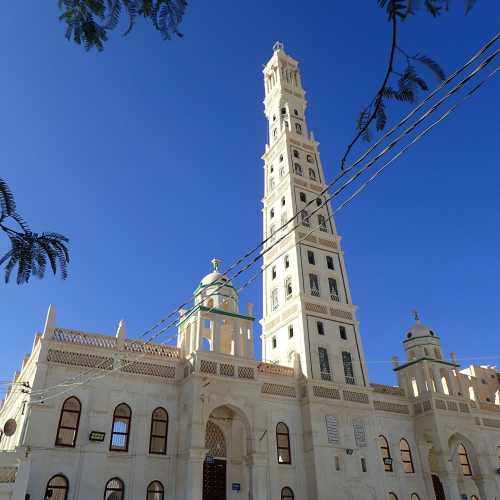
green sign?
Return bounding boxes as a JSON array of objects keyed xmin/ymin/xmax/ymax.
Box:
[{"xmin": 89, "ymin": 431, "xmax": 106, "ymax": 442}]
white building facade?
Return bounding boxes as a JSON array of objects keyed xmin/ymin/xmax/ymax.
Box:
[{"xmin": 1, "ymin": 43, "xmax": 500, "ymax": 500}]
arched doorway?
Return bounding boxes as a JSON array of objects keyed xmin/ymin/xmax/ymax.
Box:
[
  {"xmin": 428, "ymin": 447, "xmax": 446, "ymax": 500},
  {"xmin": 432, "ymin": 474, "xmax": 446, "ymax": 500},
  {"xmin": 203, "ymin": 405, "xmax": 250, "ymax": 500}
]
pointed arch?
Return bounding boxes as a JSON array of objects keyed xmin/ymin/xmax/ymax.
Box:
[
  {"xmin": 149, "ymin": 407, "xmax": 168, "ymax": 454},
  {"xmin": 281, "ymin": 486, "xmax": 294, "ymax": 500},
  {"xmin": 104, "ymin": 477, "xmax": 124, "ymax": 499},
  {"xmin": 400, "ymin": 438, "xmax": 415, "ymax": 473},
  {"xmin": 457, "ymin": 442, "xmax": 472, "ymax": 476},
  {"xmin": 276, "ymin": 422, "xmax": 291, "ymax": 464},
  {"xmin": 110, "ymin": 403, "xmax": 131, "ymax": 452},
  {"xmin": 55, "ymin": 396, "xmax": 81, "ymax": 447},
  {"xmin": 205, "ymin": 420, "xmax": 226, "ymax": 458},
  {"xmin": 378, "ymin": 435, "xmax": 393, "ymax": 472},
  {"xmin": 45, "ymin": 474, "xmax": 69, "ymax": 500},
  {"xmin": 147, "ymin": 480, "xmax": 164, "ymax": 500}
]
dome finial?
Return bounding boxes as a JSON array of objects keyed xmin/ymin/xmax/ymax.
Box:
[
  {"xmin": 273, "ymin": 41, "xmax": 284, "ymax": 53},
  {"xmin": 412, "ymin": 308, "xmax": 420, "ymax": 322},
  {"xmin": 211, "ymin": 258, "xmax": 221, "ymax": 273}
]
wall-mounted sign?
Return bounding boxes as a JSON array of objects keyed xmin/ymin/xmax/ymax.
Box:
[
  {"xmin": 496, "ymin": 467, "xmax": 500, "ymax": 475},
  {"xmin": 89, "ymin": 431, "xmax": 106, "ymax": 442},
  {"xmin": 205, "ymin": 455, "xmax": 214, "ymax": 464},
  {"xmin": 232, "ymin": 483, "xmax": 241, "ymax": 491},
  {"xmin": 383, "ymin": 458, "xmax": 393, "ymax": 466}
]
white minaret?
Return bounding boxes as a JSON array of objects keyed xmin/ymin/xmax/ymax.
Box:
[{"xmin": 260, "ymin": 42, "xmax": 368, "ymax": 386}]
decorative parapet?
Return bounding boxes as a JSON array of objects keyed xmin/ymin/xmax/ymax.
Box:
[
  {"xmin": 371, "ymin": 383, "xmax": 405, "ymax": 397},
  {"xmin": 479, "ymin": 402, "xmax": 500, "ymax": 413},
  {"xmin": 257, "ymin": 362, "xmax": 294, "ymax": 377},
  {"xmin": 374, "ymin": 400, "xmax": 410, "ymax": 415},
  {"xmin": 50, "ymin": 328, "xmax": 180, "ymax": 359}
]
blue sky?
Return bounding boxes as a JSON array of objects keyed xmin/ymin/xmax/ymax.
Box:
[{"xmin": 1, "ymin": 1, "xmax": 499, "ymax": 389}]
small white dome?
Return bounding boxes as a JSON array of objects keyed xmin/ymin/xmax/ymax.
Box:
[
  {"xmin": 406, "ymin": 320, "xmax": 436, "ymax": 340},
  {"xmin": 199, "ymin": 258, "xmax": 232, "ymax": 288}
]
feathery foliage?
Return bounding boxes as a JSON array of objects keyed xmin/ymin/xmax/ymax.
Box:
[
  {"xmin": 58, "ymin": 0, "xmax": 188, "ymax": 51},
  {"xmin": 0, "ymin": 177, "xmax": 70, "ymax": 284},
  {"xmin": 344, "ymin": 0, "xmax": 478, "ymax": 168}
]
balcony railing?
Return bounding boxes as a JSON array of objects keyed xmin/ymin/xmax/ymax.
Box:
[
  {"xmin": 311, "ymin": 288, "xmax": 320, "ymax": 297},
  {"xmin": 330, "ymin": 294, "xmax": 340, "ymax": 302}
]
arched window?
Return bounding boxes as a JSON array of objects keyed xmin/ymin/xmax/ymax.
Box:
[
  {"xmin": 388, "ymin": 494, "xmax": 399, "ymax": 500},
  {"xmin": 318, "ymin": 214, "xmax": 327, "ymax": 232},
  {"xmin": 110, "ymin": 403, "xmax": 131, "ymax": 452},
  {"xmin": 378, "ymin": 435, "xmax": 393, "ymax": 472},
  {"xmin": 400, "ymin": 438, "xmax": 415, "ymax": 473},
  {"xmin": 55, "ymin": 396, "xmax": 81, "ymax": 447},
  {"xmin": 411, "ymin": 495, "xmax": 420, "ymax": 500},
  {"xmin": 44, "ymin": 474, "xmax": 69, "ymax": 500},
  {"xmin": 457, "ymin": 443, "xmax": 472, "ymax": 476},
  {"xmin": 470, "ymin": 496, "xmax": 478, "ymax": 500},
  {"xmin": 469, "ymin": 386, "xmax": 476, "ymax": 401},
  {"xmin": 104, "ymin": 477, "xmax": 124, "ymax": 500},
  {"xmin": 285, "ymin": 277, "xmax": 292, "ymax": 298},
  {"xmin": 147, "ymin": 481, "xmax": 164, "ymax": 500},
  {"xmin": 309, "ymin": 168, "xmax": 316, "ymax": 181},
  {"xmin": 294, "ymin": 163, "xmax": 303, "ymax": 176},
  {"xmin": 276, "ymin": 422, "xmax": 291, "ymax": 464},
  {"xmin": 281, "ymin": 486, "xmax": 294, "ymax": 500},
  {"xmin": 295, "ymin": 123, "xmax": 302, "ymax": 134},
  {"xmin": 149, "ymin": 407, "xmax": 168, "ymax": 455}
]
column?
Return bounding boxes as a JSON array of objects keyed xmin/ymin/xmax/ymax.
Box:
[
  {"xmin": 247, "ymin": 325, "xmax": 255, "ymax": 359},
  {"xmin": 212, "ymin": 319, "xmax": 221, "ymax": 353},
  {"xmin": 232, "ymin": 319, "xmax": 241, "ymax": 357},
  {"xmin": 249, "ymin": 452, "xmax": 269, "ymax": 500},
  {"xmin": 432, "ymin": 366, "xmax": 444, "ymax": 394},
  {"xmin": 185, "ymin": 448, "xmax": 206, "ymax": 500}
]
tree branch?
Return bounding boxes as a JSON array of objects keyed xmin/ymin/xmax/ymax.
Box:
[{"xmin": 340, "ymin": 14, "xmax": 398, "ymax": 170}]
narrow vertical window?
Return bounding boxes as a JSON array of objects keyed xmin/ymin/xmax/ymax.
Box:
[
  {"xmin": 269, "ymin": 224, "xmax": 276, "ymax": 240},
  {"xmin": 457, "ymin": 443, "xmax": 472, "ymax": 476},
  {"xmin": 45, "ymin": 474, "xmax": 69, "ymax": 500},
  {"xmin": 55, "ymin": 396, "xmax": 81, "ymax": 447},
  {"xmin": 293, "ymin": 149, "xmax": 299, "ymax": 159},
  {"xmin": 276, "ymin": 422, "xmax": 291, "ymax": 464},
  {"xmin": 295, "ymin": 123, "xmax": 302, "ymax": 134},
  {"xmin": 309, "ymin": 274, "xmax": 320, "ymax": 296},
  {"xmin": 271, "ymin": 289, "xmax": 279, "ymax": 311},
  {"xmin": 326, "ymin": 255, "xmax": 334, "ymax": 270},
  {"xmin": 361, "ymin": 457, "xmax": 367, "ymax": 472},
  {"xmin": 149, "ymin": 407, "xmax": 168, "ymax": 455},
  {"xmin": 317, "ymin": 321, "xmax": 325, "ymax": 335},
  {"xmin": 309, "ymin": 168, "xmax": 317, "ymax": 181},
  {"xmin": 281, "ymin": 196, "xmax": 286, "ymax": 206},
  {"xmin": 334, "ymin": 456, "xmax": 341, "ymax": 471},
  {"xmin": 318, "ymin": 347, "xmax": 331, "ymax": 381},
  {"xmin": 285, "ymin": 277, "xmax": 292, "ymax": 298},
  {"xmin": 272, "ymin": 336, "xmax": 277, "ymax": 349},
  {"xmin": 316, "ymin": 197, "xmax": 322, "ymax": 207},
  {"xmin": 300, "ymin": 192, "xmax": 306, "ymax": 202},
  {"xmin": 279, "ymin": 166, "xmax": 285, "ymax": 178},
  {"xmin": 318, "ymin": 214, "xmax": 327, "ymax": 232},
  {"xmin": 294, "ymin": 163, "xmax": 302, "ymax": 175},
  {"xmin": 281, "ymin": 487, "xmax": 294, "ymax": 500},
  {"xmin": 306, "ymin": 154, "xmax": 313, "ymax": 163},
  {"xmin": 104, "ymin": 478, "xmax": 124, "ymax": 500},
  {"xmin": 379, "ymin": 435, "xmax": 393, "ymax": 472},
  {"xmin": 400, "ymin": 438, "xmax": 415, "ymax": 473},
  {"xmin": 301, "ymin": 210, "xmax": 310, "ymax": 227},
  {"xmin": 342, "ymin": 351, "xmax": 355, "ymax": 385},
  {"xmin": 147, "ymin": 481, "xmax": 165, "ymax": 500},
  {"xmin": 110, "ymin": 403, "xmax": 131, "ymax": 452},
  {"xmin": 339, "ymin": 325, "xmax": 347, "ymax": 340},
  {"xmin": 270, "ymin": 208, "xmax": 275, "ymax": 218},
  {"xmin": 288, "ymin": 325, "xmax": 294, "ymax": 338},
  {"xmin": 284, "ymin": 255, "xmax": 290, "ymax": 269},
  {"xmin": 307, "ymin": 250, "xmax": 315, "ymax": 265},
  {"xmin": 272, "ymin": 266, "xmax": 276, "ymax": 280},
  {"xmin": 329, "ymin": 278, "xmax": 339, "ymax": 302}
]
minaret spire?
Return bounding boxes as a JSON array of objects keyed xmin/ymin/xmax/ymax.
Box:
[{"xmin": 260, "ymin": 47, "xmax": 368, "ymax": 385}]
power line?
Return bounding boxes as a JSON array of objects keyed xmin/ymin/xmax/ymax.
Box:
[{"xmin": 24, "ymin": 36, "xmax": 499, "ymax": 402}]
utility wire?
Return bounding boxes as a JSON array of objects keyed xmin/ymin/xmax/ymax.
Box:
[{"xmin": 24, "ymin": 36, "xmax": 499, "ymax": 401}]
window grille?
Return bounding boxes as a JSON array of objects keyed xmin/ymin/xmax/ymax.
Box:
[{"xmin": 318, "ymin": 347, "xmax": 331, "ymax": 381}]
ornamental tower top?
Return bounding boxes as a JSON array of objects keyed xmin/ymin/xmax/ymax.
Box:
[{"xmin": 260, "ymin": 44, "xmax": 368, "ymax": 386}]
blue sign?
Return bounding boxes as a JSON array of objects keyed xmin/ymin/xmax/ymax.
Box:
[
  {"xmin": 232, "ymin": 483, "xmax": 241, "ymax": 491},
  {"xmin": 205, "ymin": 455, "xmax": 214, "ymax": 464}
]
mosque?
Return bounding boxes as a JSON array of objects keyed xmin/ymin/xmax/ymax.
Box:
[{"xmin": 1, "ymin": 43, "xmax": 499, "ymax": 500}]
